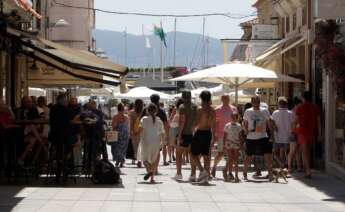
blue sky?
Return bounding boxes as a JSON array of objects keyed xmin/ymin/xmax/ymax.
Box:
[{"xmin": 95, "ymin": 0, "xmax": 256, "ymax": 39}]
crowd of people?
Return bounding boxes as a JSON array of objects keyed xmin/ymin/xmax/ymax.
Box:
[
  {"xmin": 110, "ymin": 90, "xmax": 320, "ymax": 184},
  {"xmin": 0, "ymin": 89, "xmax": 320, "ymax": 184}
]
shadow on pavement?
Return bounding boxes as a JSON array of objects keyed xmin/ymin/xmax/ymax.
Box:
[
  {"xmin": 292, "ymin": 171, "xmax": 345, "ymax": 203},
  {"xmin": 0, "ymin": 186, "xmax": 25, "ymax": 212},
  {"xmin": 137, "ymin": 181, "xmax": 163, "ymax": 185}
]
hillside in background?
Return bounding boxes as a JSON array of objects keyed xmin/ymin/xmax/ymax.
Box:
[{"xmin": 93, "ymin": 29, "xmax": 235, "ymax": 68}]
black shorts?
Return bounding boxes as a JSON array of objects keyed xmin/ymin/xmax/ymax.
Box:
[
  {"xmin": 245, "ymin": 137, "xmax": 272, "ymax": 156},
  {"xmin": 180, "ymin": 134, "xmax": 193, "ymax": 148},
  {"xmin": 191, "ymin": 130, "xmax": 212, "ymax": 156}
]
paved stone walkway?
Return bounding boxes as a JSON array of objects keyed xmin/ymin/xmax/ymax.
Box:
[{"xmin": 0, "ymin": 159, "xmax": 345, "ymax": 212}]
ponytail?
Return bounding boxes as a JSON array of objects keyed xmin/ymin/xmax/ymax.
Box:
[
  {"xmin": 147, "ymin": 103, "xmax": 157, "ymax": 124},
  {"xmin": 151, "ymin": 113, "xmax": 156, "ymax": 124}
]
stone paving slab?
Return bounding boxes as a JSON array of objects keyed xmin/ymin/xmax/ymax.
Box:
[{"xmin": 0, "ymin": 159, "xmax": 344, "ymax": 212}]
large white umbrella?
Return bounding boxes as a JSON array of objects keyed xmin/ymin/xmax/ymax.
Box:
[
  {"xmin": 170, "ymin": 63, "xmax": 302, "ymax": 104},
  {"xmin": 114, "ymin": 86, "xmax": 173, "ymax": 101},
  {"xmin": 173, "ymin": 85, "xmax": 228, "ymax": 99}
]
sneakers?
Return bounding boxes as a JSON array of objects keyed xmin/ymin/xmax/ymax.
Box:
[
  {"xmin": 174, "ymin": 174, "xmax": 183, "ymax": 181},
  {"xmin": 189, "ymin": 175, "xmax": 196, "ymax": 182},
  {"xmin": 253, "ymin": 171, "xmax": 262, "ymax": 177},
  {"xmin": 197, "ymin": 170, "xmax": 209, "ymax": 182}
]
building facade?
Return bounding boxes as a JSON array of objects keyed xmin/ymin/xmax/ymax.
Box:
[
  {"xmin": 28, "ymin": 0, "xmax": 103, "ymax": 97},
  {"xmin": 35, "ymin": 0, "xmax": 95, "ymax": 50},
  {"xmin": 0, "ymin": 0, "xmax": 126, "ymax": 108},
  {"xmin": 223, "ymin": 0, "xmax": 345, "ymax": 180},
  {"xmin": 313, "ymin": 0, "xmax": 345, "ymax": 180}
]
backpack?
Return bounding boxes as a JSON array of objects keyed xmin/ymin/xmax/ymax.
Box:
[{"xmin": 92, "ymin": 159, "xmax": 121, "ymax": 184}]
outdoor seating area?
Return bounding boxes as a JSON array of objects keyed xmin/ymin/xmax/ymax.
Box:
[{"xmin": 0, "ymin": 98, "xmax": 109, "ymax": 185}]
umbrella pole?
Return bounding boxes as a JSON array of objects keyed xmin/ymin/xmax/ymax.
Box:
[
  {"xmin": 234, "ymin": 78, "xmax": 239, "ymax": 106},
  {"xmin": 235, "ymin": 85, "xmax": 239, "ymax": 106}
]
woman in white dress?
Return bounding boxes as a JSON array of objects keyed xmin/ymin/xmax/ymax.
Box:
[{"xmin": 140, "ymin": 103, "xmax": 164, "ymax": 183}]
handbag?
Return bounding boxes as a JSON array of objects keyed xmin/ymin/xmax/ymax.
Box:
[{"xmin": 105, "ymin": 130, "xmax": 118, "ymax": 143}]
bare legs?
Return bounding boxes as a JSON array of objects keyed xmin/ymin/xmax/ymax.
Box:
[
  {"xmin": 211, "ymin": 152, "xmax": 223, "ymax": 177},
  {"xmin": 168, "ymin": 146, "xmax": 175, "ymax": 162},
  {"xmin": 19, "ymin": 136, "xmax": 36, "ymax": 162},
  {"xmin": 243, "ymin": 154, "xmax": 273, "ymax": 181},
  {"xmin": 243, "ymin": 155, "xmax": 252, "ymax": 180},
  {"xmin": 301, "ymin": 143, "xmax": 311, "ymax": 177},
  {"xmin": 176, "ymin": 146, "xmax": 184, "ymax": 176},
  {"xmin": 132, "ymin": 137, "xmax": 141, "ymax": 166},
  {"xmin": 274, "ymin": 148, "xmax": 287, "ymax": 169},
  {"xmin": 227, "ymin": 149, "xmax": 240, "ymax": 182},
  {"xmin": 143, "ymin": 154, "xmax": 160, "ymax": 183},
  {"xmin": 162, "ymin": 144, "xmax": 168, "ymax": 165},
  {"xmin": 288, "ymin": 142, "xmax": 302, "ymax": 173}
]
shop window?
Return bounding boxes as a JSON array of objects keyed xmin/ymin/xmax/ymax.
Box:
[
  {"xmin": 302, "ymin": 7, "xmax": 307, "ymax": 26},
  {"xmin": 281, "ymin": 18, "xmax": 285, "ymax": 37},
  {"xmin": 286, "ymin": 16, "xmax": 290, "ymax": 33},
  {"xmin": 293, "ymin": 13, "xmax": 297, "ymax": 31}
]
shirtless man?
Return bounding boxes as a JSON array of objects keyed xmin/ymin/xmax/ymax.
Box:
[
  {"xmin": 174, "ymin": 91, "xmax": 197, "ymax": 181},
  {"xmin": 191, "ymin": 90, "xmax": 216, "ymax": 183}
]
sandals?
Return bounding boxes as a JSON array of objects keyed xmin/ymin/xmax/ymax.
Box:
[{"xmin": 144, "ymin": 172, "xmax": 153, "ymax": 181}]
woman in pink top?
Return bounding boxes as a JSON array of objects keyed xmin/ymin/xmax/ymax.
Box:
[{"xmin": 211, "ymin": 95, "xmax": 237, "ymax": 180}]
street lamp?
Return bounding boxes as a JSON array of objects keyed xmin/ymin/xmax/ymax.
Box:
[
  {"xmin": 51, "ymin": 19, "xmax": 70, "ymax": 28},
  {"xmin": 45, "ymin": 18, "xmax": 70, "ymax": 39}
]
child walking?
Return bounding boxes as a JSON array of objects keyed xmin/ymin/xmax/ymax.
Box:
[
  {"xmin": 140, "ymin": 103, "xmax": 165, "ymax": 183},
  {"xmin": 224, "ymin": 113, "xmax": 244, "ymax": 183}
]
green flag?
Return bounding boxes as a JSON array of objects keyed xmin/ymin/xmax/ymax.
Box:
[{"xmin": 154, "ymin": 25, "xmax": 167, "ymax": 47}]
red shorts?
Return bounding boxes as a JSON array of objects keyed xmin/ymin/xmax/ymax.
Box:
[{"xmin": 297, "ymin": 134, "xmax": 314, "ymax": 145}]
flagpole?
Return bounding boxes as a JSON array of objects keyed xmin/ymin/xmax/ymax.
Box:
[
  {"xmin": 152, "ymin": 48, "xmax": 155, "ymax": 80},
  {"xmin": 160, "ymin": 21, "xmax": 164, "ymax": 82},
  {"xmin": 202, "ymin": 17, "xmax": 206, "ymax": 68},
  {"xmin": 124, "ymin": 27, "xmax": 127, "ymax": 66},
  {"xmin": 142, "ymin": 24, "xmax": 146, "ymax": 78},
  {"xmin": 173, "ymin": 18, "xmax": 177, "ymax": 67}
]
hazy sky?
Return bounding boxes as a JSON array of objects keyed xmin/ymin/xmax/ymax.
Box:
[{"xmin": 95, "ymin": 0, "xmax": 257, "ymax": 39}]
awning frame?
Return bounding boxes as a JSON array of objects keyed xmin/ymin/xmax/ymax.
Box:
[
  {"xmin": 5, "ymin": 26, "xmax": 128, "ymax": 76},
  {"xmin": 22, "ymin": 50, "xmax": 120, "ymax": 86},
  {"xmin": 21, "ymin": 40, "xmax": 121, "ymax": 79},
  {"xmin": 3, "ymin": 26, "xmax": 127, "ymax": 87},
  {"xmin": 255, "ymin": 34, "xmax": 305, "ymax": 62},
  {"xmin": 20, "ymin": 39, "xmax": 124, "ymax": 77}
]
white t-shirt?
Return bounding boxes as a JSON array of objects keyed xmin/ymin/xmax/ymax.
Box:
[
  {"xmin": 224, "ymin": 122, "xmax": 242, "ymax": 145},
  {"xmin": 243, "ymin": 107, "xmax": 271, "ymax": 140},
  {"xmin": 272, "ymin": 108, "xmax": 294, "ymax": 143}
]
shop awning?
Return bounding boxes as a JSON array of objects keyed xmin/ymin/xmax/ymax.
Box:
[
  {"xmin": 6, "ymin": 27, "xmax": 128, "ymax": 86},
  {"xmin": 256, "ymin": 34, "xmax": 305, "ymax": 62}
]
